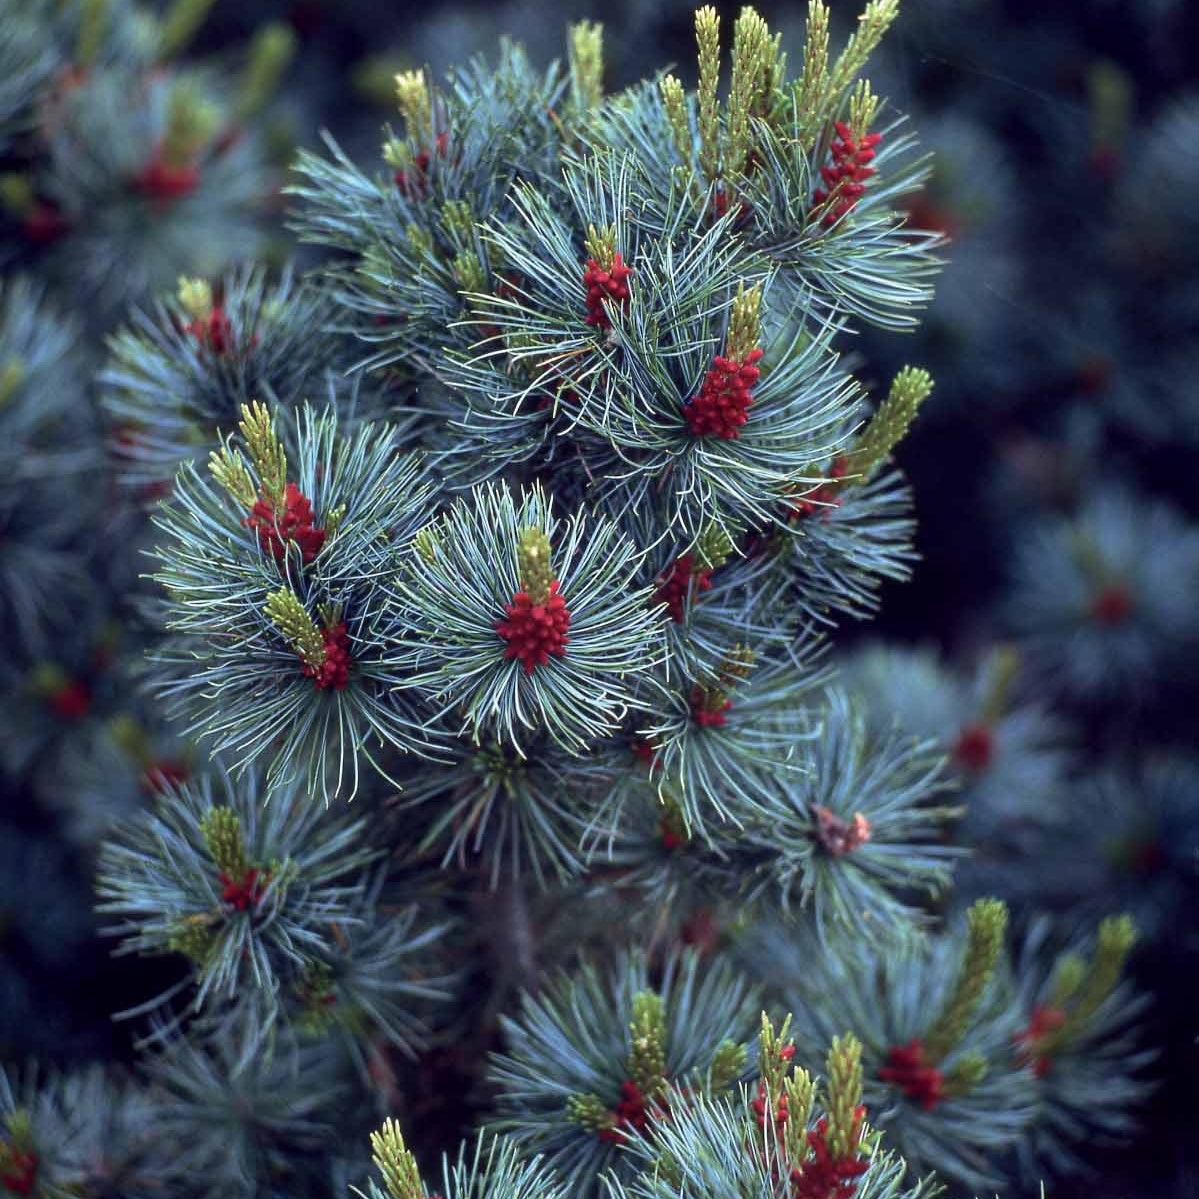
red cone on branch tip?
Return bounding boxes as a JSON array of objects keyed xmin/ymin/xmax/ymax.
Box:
[
  {"xmin": 791, "ymin": 1111, "xmax": 870, "ymax": 1199},
  {"xmin": 1015, "ymin": 1004, "xmax": 1067, "ymax": 1077},
  {"xmin": 394, "ymin": 131, "xmax": 450, "ymax": 198},
  {"xmin": 751, "ymin": 1077, "xmax": 789, "ymax": 1132},
  {"xmin": 787, "ymin": 458, "xmax": 849, "ymax": 520},
  {"xmin": 49, "ymin": 679, "xmax": 91, "ymax": 721},
  {"xmin": 134, "ymin": 152, "xmax": 201, "ymax": 201},
  {"xmin": 659, "ymin": 815, "xmax": 687, "ymax": 850},
  {"xmin": 596, "ymin": 1079, "xmax": 654, "ymax": 1144},
  {"xmin": 711, "ymin": 183, "xmax": 752, "ymax": 222},
  {"xmin": 305, "ymin": 622, "xmax": 352, "ymax": 691},
  {"xmin": 654, "ymin": 553, "xmax": 713, "ymax": 622},
  {"xmin": 22, "ymin": 201, "xmax": 66, "ymax": 246},
  {"xmin": 186, "ymin": 306, "xmax": 232, "ymax": 353},
  {"xmin": 496, "ymin": 580, "xmax": 571, "ymax": 673},
  {"xmin": 0, "ymin": 1150, "xmax": 37, "ymax": 1196},
  {"xmin": 690, "ymin": 685, "xmax": 732, "ymax": 727},
  {"xmin": 631, "ymin": 739, "xmax": 661, "ymax": 771},
  {"xmin": 878, "ymin": 1039, "xmax": 945, "ymax": 1111},
  {"xmin": 1090, "ymin": 583, "xmax": 1134, "ymax": 625},
  {"xmin": 752, "ymin": 1068, "xmax": 868, "ymax": 1199},
  {"xmin": 598, "ymin": 1079, "xmax": 681, "ymax": 1145},
  {"xmin": 244, "ymin": 483, "xmax": 327, "ymax": 565},
  {"xmin": 141, "ymin": 760, "xmax": 189, "ymax": 796},
  {"xmin": 953, "ymin": 722, "xmax": 995, "ymax": 773},
  {"xmin": 684, "ymin": 348, "xmax": 763, "ymax": 439},
  {"xmin": 219, "ymin": 866, "xmax": 269, "ymax": 910},
  {"xmin": 813, "ymin": 122, "xmax": 882, "ymax": 226},
  {"xmin": 583, "ymin": 254, "xmax": 633, "ymax": 329},
  {"xmin": 186, "ymin": 306, "xmax": 257, "ymax": 355}
]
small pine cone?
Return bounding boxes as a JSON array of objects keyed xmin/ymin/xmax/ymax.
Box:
[
  {"xmin": 495, "ymin": 580, "xmax": 571, "ymax": 673},
  {"xmin": 245, "ymin": 483, "xmax": 327, "ymax": 565},
  {"xmin": 683, "ymin": 349, "xmax": 763, "ymax": 439},
  {"xmin": 582, "ymin": 254, "xmax": 633, "ymax": 329},
  {"xmin": 653, "ymin": 554, "xmax": 713, "ymax": 622},
  {"xmin": 304, "ymin": 622, "xmax": 352, "ymax": 691}
]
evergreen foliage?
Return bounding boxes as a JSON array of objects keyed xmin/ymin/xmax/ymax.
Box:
[
  {"xmin": 836, "ymin": 644, "xmax": 1072, "ymax": 861},
  {"xmin": 0, "ymin": 3, "xmax": 1171, "ymax": 1199},
  {"xmin": 1012, "ymin": 917, "xmax": 1154, "ymax": 1181},
  {"xmin": 1003, "ymin": 486, "xmax": 1199, "ymax": 704},
  {"xmin": 147, "ymin": 402, "xmax": 438, "ymax": 800},
  {"xmin": 606, "ymin": 1017, "xmax": 940, "ymax": 1199},
  {"xmin": 0, "ymin": 0, "xmax": 291, "ymax": 322},
  {"xmin": 756, "ymin": 900, "xmax": 1037, "ymax": 1192},
  {"xmin": 101, "ymin": 265, "xmax": 393, "ymax": 490},
  {"xmin": 0, "ymin": 276, "xmax": 100, "ymax": 656},
  {"xmin": 356, "ymin": 1125, "xmax": 567, "ymax": 1199},
  {"xmin": 486, "ymin": 949, "xmax": 760, "ymax": 1196},
  {"xmin": 1, "ymin": 1064, "xmax": 157, "ymax": 1199},
  {"xmin": 96, "ymin": 765, "xmax": 454, "ymax": 1054},
  {"xmin": 594, "ymin": 688, "xmax": 960, "ymax": 945}
]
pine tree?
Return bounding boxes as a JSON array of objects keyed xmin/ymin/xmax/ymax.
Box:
[{"xmin": 0, "ymin": 4, "xmax": 1161, "ymax": 1199}]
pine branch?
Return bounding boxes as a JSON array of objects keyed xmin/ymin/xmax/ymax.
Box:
[
  {"xmin": 147, "ymin": 403, "xmax": 440, "ymax": 802},
  {"xmin": 487, "ymin": 949, "xmax": 759, "ymax": 1197}
]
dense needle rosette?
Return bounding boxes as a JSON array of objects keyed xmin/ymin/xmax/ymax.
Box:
[
  {"xmin": 147, "ymin": 403, "xmax": 439, "ymax": 800},
  {"xmin": 388, "ymin": 481, "xmax": 666, "ymax": 754},
  {"xmin": 486, "ymin": 950, "xmax": 759, "ymax": 1197},
  {"xmin": 101, "ymin": 265, "xmax": 388, "ymax": 489}
]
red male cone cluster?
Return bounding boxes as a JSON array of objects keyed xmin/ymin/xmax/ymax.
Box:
[
  {"xmin": 305, "ymin": 622, "xmax": 352, "ymax": 691},
  {"xmin": 220, "ymin": 867, "xmax": 269, "ymax": 911},
  {"xmin": 684, "ymin": 348, "xmax": 763, "ymax": 439},
  {"xmin": 141, "ymin": 759, "xmax": 189, "ymax": 796},
  {"xmin": 752, "ymin": 1049, "xmax": 869, "ymax": 1199},
  {"xmin": 185, "ymin": 306, "xmax": 256, "ymax": 355},
  {"xmin": 751, "ymin": 1045, "xmax": 795, "ymax": 1133},
  {"xmin": 711, "ymin": 182, "xmax": 752, "ymax": 222},
  {"xmin": 395, "ymin": 131, "xmax": 450, "ymax": 198},
  {"xmin": 496, "ymin": 580, "xmax": 571, "ymax": 673},
  {"xmin": 185, "ymin": 306, "xmax": 234, "ymax": 353},
  {"xmin": 788, "ymin": 459, "xmax": 849, "ymax": 520},
  {"xmin": 597, "ymin": 1080, "xmax": 655, "ymax": 1145},
  {"xmin": 953, "ymin": 723, "xmax": 995, "ymax": 773},
  {"xmin": 0, "ymin": 1149, "xmax": 37, "ymax": 1196},
  {"xmin": 813, "ymin": 122, "xmax": 882, "ymax": 226},
  {"xmin": 791, "ymin": 1112, "xmax": 870, "ymax": 1199},
  {"xmin": 690, "ymin": 684, "xmax": 732, "ymax": 728},
  {"xmin": 1015, "ymin": 1004, "xmax": 1067, "ymax": 1077},
  {"xmin": 1090, "ymin": 582, "xmax": 1134, "ymax": 625},
  {"xmin": 134, "ymin": 152, "xmax": 200, "ymax": 201},
  {"xmin": 22, "ymin": 201, "xmax": 65, "ymax": 246},
  {"xmin": 245, "ymin": 483, "xmax": 327, "ymax": 565},
  {"xmin": 659, "ymin": 808, "xmax": 689, "ymax": 851},
  {"xmin": 878, "ymin": 1039, "xmax": 945, "ymax": 1111},
  {"xmin": 49, "ymin": 678, "xmax": 91, "ymax": 721},
  {"xmin": 631, "ymin": 739, "xmax": 661, "ymax": 771},
  {"xmin": 654, "ymin": 554, "xmax": 714, "ymax": 622},
  {"xmin": 582, "ymin": 254, "xmax": 633, "ymax": 329}
]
